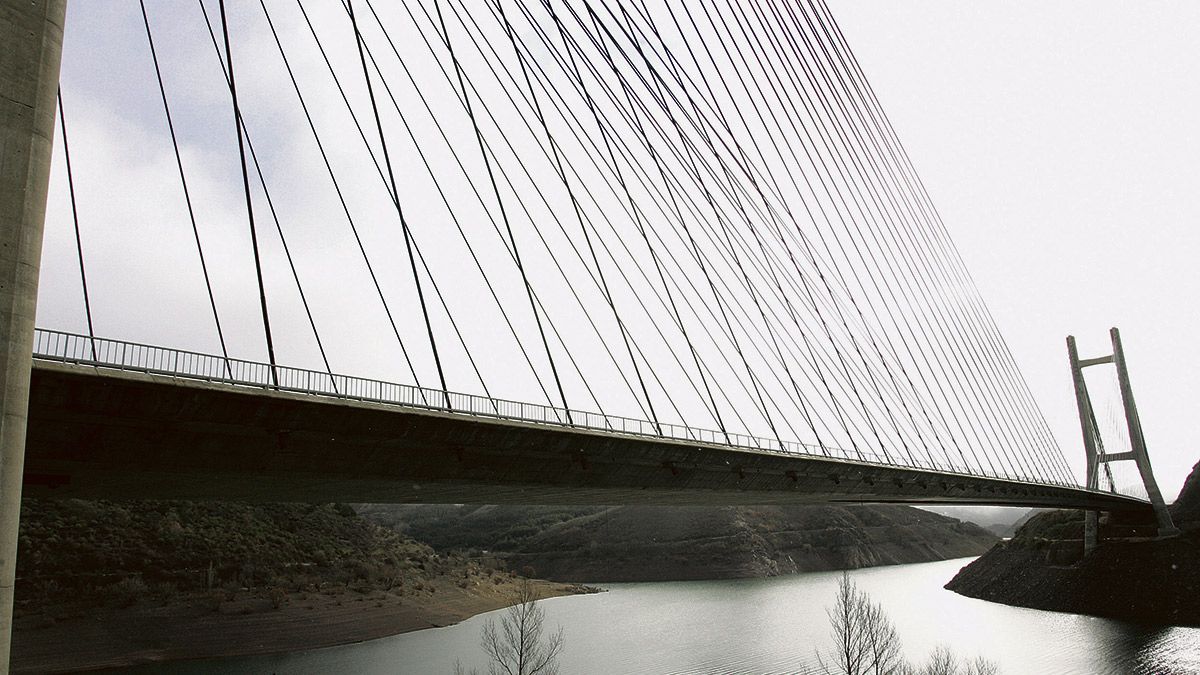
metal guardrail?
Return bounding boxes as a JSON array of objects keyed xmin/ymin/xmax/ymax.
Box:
[{"xmin": 31, "ymin": 328, "xmax": 1080, "ymax": 490}]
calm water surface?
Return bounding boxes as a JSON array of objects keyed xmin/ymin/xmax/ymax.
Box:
[{"xmin": 135, "ymin": 558, "xmax": 1199, "ymax": 674}]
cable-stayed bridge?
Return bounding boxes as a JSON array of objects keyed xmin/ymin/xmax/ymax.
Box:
[
  {"xmin": 3, "ymin": 0, "xmax": 1181, "ymax": 663},
  {"xmin": 24, "ymin": 328, "xmax": 1141, "ymax": 510},
  {"xmin": 11, "ymin": 0, "xmax": 1160, "ymax": 512}
]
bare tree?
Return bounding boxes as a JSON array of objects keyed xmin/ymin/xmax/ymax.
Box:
[
  {"xmin": 920, "ymin": 646, "xmax": 959, "ymax": 675},
  {"xmin": 916, "ymin": 647, "xmax": 998, "ymax": 675},
  {"xmin": 817, "ymin": 574, "xmax": 999, "ymax": 675},
  {"xmin": 861, "ymin": 598, "xmax": 905, "ymax": 674},
  {"xmin": 963, "ymin": 656, "xmax": 1000, "ymax": 675},
  {"xmin": 480, "ymin": 579, "xmax": 564, "ymax": 675},
  {"xmin": 819, "ymin": 573, "xmax": 908, "ymax": 675},
  {"xmin": 820, "ymin": 572, "xmax": 869, "ymax": 675}
]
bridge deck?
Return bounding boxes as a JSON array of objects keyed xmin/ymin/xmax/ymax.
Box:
[{"xmin": 22, "ymin": 358, "xmax": 1145, "ymax": 511}]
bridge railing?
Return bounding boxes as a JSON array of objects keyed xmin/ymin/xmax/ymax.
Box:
[{"xmin": 32, "ymin": 328, "xmax": 1079, "ymax": 489}]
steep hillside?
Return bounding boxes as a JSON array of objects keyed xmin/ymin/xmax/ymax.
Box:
[
  {"xmin": 358, "ymin": 504, "xmax": 998, "ymax": 582},
  {"xmin": 17, "ymin": 500, "xmax": 447, "ymax": 603},
  {"xmin": 946, "ymin": 460, "xmax": 1200, "ymax": 626},
  {"xmin": 12, "ymin": 500, "xmax": 583, "ymax": 672}
]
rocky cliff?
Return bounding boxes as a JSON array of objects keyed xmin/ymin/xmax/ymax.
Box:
[
  {"xmin": 946, "ymin": 460, "xmax": 1200, "ymax": 626},
  {"xmin": 357, "ymin": 504, "xmax": 998, "ymax": 582}
]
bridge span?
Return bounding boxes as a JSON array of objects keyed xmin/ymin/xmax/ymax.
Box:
[
  {"xmin": 0, "ymin": 0, "xmax": 1167, "ymax": 669},
  {"xmin": 23, "ymin": 330, "xmax": 1144, "ymax": 511}
]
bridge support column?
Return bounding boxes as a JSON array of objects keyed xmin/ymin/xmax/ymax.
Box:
[
  {"xmin": 0, "ymin": 0, "xmax": 67, "ymax": 670},
  {"xmin": 1067, "ymin": 336, "xmax": 1102, "ymax": 555},
  {"xmin": 1109, "ymin": 328, "xmax": 1177, "ymax": 538},
  {"xmin": 1067, "ymin": 329, "xmax": 1178, "ymax": 557}
]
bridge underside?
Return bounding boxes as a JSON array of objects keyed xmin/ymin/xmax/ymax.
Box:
[{"xmin": 21, "ymin": 362, "xmax": 1145, "ymax": 511}]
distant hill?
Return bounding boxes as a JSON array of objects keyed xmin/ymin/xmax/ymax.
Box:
[
  {"xmin": 917, "ymin": 505, "xmax": 1039, "ymax": 538},
  {"xmin": 357, "ymin": 504, "xmax": 998, "ymax": 582},
  {"xmin": 946, "ymin": 459, "xmax": 1200, "ymax": 626}
]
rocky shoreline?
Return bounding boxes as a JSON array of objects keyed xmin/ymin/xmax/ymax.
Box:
[
  {"xmin": 12, "ymin": 578, "xmax": 583, "ymax": 673},
  {"xmin": 946, "ymin": 460, "xmax": 1200, "ymax": 626},
  {"xmin": 945, "ymin": 526, "xmax": 1199, "ymax": 625}
]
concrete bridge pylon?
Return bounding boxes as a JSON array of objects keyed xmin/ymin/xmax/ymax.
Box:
[
  {"xmin": 1067, "ymin": 327, "xmax": 1178, "ymax": 555},
  {"xmin": 0, "ymin": 0, "xmax": 67, "ymax": 669}
]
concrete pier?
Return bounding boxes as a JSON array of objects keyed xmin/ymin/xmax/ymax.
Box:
[{"xmin": 0, "ymin": 0, "xmax": 67, "ymax": 669}]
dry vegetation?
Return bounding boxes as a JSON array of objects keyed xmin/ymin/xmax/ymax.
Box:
[{"xmin": 14, "ymin": 499, "xmax": 518, "ymax": 626}]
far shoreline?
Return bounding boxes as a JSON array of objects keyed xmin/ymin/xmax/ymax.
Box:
[{"xmin": 12, "ymin": 579, "xmax": 588, "ymax": 674}]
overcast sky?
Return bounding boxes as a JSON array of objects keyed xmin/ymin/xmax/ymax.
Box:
[
  {"xmin": 833, "ymin": 1, "xmax": 1200, "ymax": 499},
  {"xmin": 35, "ymin": 1, "xmax": 1199, "ymax": 499}
]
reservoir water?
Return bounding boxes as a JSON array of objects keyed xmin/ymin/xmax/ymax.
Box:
[{"xmin": 136, "ymin": 558, "xmax": 1199, "ymax": 674}]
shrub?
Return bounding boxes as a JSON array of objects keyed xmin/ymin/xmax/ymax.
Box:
[
  {"xmin": 104, "ymin": 577, "xmax": 148, "ymax": 608},
  {"xmin": 151, "ymin": 581, "xmax": 177, "ymax": 602}
]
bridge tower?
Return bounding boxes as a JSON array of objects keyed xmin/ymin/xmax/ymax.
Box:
[
  {"xmin": 0, "ymin": 0, "xmax": 67, "ymax": 669},
  {"xmin": 1067, "ymin": 327, "xmax": 1178, "ymax": 554}
]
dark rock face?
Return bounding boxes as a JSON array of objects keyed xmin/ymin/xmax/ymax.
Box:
[
  {"xmin": 1172, "ymin": 460, "xmax": 1200, "ymax": 525},
  {"xmin": 946, "ymin": 460, "xmax": 1200, "ymax": 626},
  {"xmin": 357, "ymin": 504, "xmax": 998, "ymax": 582}
]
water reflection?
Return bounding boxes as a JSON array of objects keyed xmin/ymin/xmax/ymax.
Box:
[
  {"xmin": 1120, "ymin": 625, "xmax": 1200, "ymax": 675},
  {"xmin": 122, "ymin": 558, "xmax": 1199, "ymax": 674}
]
